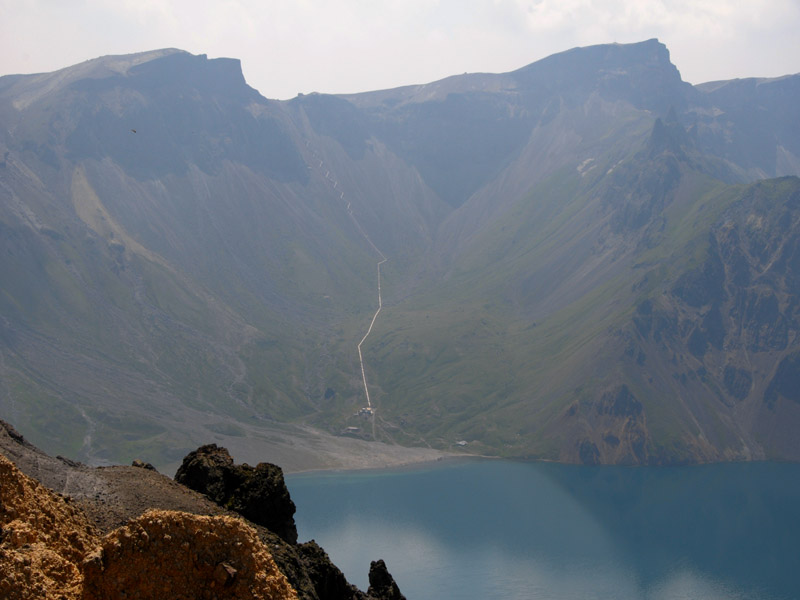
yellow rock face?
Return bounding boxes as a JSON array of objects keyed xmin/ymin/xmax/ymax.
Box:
[
  {"xmin": 0, "ymin": 454, "xmax": 298, "ymax": 600},
  {"xmin": 0, "ymin": 454, "xmax": 96, "ymax": 600},
  {"xmin": 81, "ymin": 510, "xmax": 298, "ymax": 600}
]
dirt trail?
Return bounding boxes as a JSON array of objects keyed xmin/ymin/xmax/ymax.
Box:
[{"xmin": 307, "ymin": 142, "xmax": 387, "ymax": 416}]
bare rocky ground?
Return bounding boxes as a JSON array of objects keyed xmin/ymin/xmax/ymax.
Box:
[
  {"xmin": 0, "ymin": 419, "xmax": 407, "ymax": 600},
  {"xmin": 1, "ymin": 420, "xmax": 223, "ymax": 532},
  {"xmin": 188, "ymin": 421, "xmax": 455, "ymax": 477}
]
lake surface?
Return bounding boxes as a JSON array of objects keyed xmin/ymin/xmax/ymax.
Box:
[{"xmin": 287, "ymin": 459, "xmax": 800, "ymax": 600}]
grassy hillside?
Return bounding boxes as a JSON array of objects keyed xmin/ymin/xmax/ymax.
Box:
[
  {"xmin": 1, "ymin": 42, "xmax": 799, "ymax": 465},
  {"xmin": 366, "ymin": 121, "xmax": 800, "ymax": 463}
]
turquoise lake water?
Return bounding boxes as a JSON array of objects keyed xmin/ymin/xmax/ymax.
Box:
[{"xmin": 287, "ymin": 459, "xmax": 800, "ymax": 599}]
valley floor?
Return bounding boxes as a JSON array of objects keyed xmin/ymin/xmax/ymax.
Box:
[{"xmin": 160, "ymin": 421, "xmax": 457, "ymax": 476}]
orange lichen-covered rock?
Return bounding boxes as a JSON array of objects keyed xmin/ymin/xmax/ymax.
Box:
[
  {"xmin": 0, "ymin": 454, "xmax": 97, "ymax": 600},
  {"xmin": 1, "ymin": 452, "xmax": 297, "ymax": 599},
  {"xmin": 81, "ymin": 509, "xmax": 298, "ymax": 600}
]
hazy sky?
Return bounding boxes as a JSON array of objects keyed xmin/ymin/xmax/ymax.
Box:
[{"xmin": 2, "ymin": 0, "xmax": 799, "ymax": 100}]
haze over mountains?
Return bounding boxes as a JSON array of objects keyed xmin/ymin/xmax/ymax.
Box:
[{"xmin": 1, "ymin": 39, "xmax": 799, "ymax": 468}]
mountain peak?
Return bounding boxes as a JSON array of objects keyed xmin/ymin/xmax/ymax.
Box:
[
  {"xmin": 509, "ymin": 38, "xmax": 689, "ymax": 114},
  {"xmin": 2, "ymin": 49, "xmax": 251, "ymax": 111},
  {"xmin": 343, "ymin": 39, "xmax": 677, "ymax": 110},
  {"xmin": 512, "ymin": 38, "xmax": 673, "ymax": 76},
  {"xmin": 67, "ymin": 48, "xmax": 188, "ymax": 77},
  {"xmin": 121, "ymin": 51, "xmax": 252, "ymax": 98},
  {"xmin": 2, "ymin": 49, "xmax": 187, "ymax": 110}
]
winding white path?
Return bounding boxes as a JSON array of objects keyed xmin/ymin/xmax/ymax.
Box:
[
  {"xmin": 357, "ymin": 257, "xmax": 386, "ymax": 409},
  {"xmin": 308, "ymin": 142, "xmax": 387, "ymax": 410}
]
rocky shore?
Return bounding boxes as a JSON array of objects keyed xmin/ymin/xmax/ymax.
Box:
[{"xmin": 0, "ymin": 419, "xmax": 406, "ymax": 600}]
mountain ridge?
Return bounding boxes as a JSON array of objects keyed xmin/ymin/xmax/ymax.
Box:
[{"xmin": 1, "ymin": 40, "xmax": 799, "ymax": 466}]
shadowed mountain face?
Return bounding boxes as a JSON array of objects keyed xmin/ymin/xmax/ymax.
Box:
[{"xmin": 1, "ymin": 40, "xmax": 799, "ymax": 466}]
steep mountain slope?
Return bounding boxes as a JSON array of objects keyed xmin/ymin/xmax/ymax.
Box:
[
  {"xmin": 0, "ymin": 50, "xmax": 447, "ymax": 466},
  {"xmin": 0, "ymin": 40, "xmax": 799, "ymax": 465},
  {"xmin": 346, "ymin": 42, "xmax": 800, "ymax": 463},
  {"xmin": 368, "ymin": 111, "xmax": 800, "ymax": 462}
]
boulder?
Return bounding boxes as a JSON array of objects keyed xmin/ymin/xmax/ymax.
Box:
[{"xmin": 174, "ymin": 444, "xmax": 298, "ymax": 543}]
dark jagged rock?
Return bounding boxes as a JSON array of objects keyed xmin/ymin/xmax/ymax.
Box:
[
  {"xmin": 260, "ymin": 535, "xmax": 372, "ymax": 600},
  {"xmin": 173, "ymin": 444, "xmax": 406, "ymax": 600},
  {"xmin": 131, "ymin": 459, "xmax": 157, "ymax": 471},
  {"xmin": 174, "ymin": 444, "xmax": 298, "ymax": 544},
  {"xmin": 367, "ymin": 559, "xmax": 406, "ymax": 600},
  {"xmin": 297, "ymin": 541, "xmax": 368, "ymax": 600},
  {"xmin": 1, "ymin": 419, "xmax": 25, "ymax": 444}
]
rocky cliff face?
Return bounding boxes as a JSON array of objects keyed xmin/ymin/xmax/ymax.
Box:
[{"xmin": 0, "ymin": 420, "xmax": 405, "ymax": 600}]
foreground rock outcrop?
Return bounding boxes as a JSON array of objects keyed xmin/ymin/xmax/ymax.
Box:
[
  {"xmin": 368, "ymin": 560, "xmax": 407, "ymax": 600},
  {"xmin": 82, "ymin": 510, "xmax": 297, "ymax": 600},
  {"xmin": 0, "ymin": 453, "xmax": 95, "ymax": 599},
  {"xmin": 175, "ymin": 444, "xmax": 298, "ymax": 544},
  {"xmin": 0, "ymin": 420, "xmax": 405, "ymax": 600},
  {"xmin": 0, "ymin": 454, "xmax": 297, "ymax": 600},
  {"xmin": 174, "ymin": 443, "xmax": 405, "ymax": 600}
]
